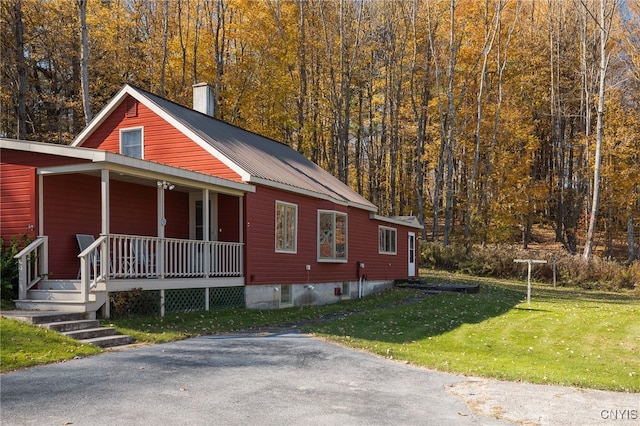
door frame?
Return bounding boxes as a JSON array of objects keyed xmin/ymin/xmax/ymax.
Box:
[{"xmin": 408, "ymin": 232, "xmax": 416, "ymax": 277}]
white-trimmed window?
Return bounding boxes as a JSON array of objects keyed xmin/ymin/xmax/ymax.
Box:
[
  {"xmin": 379, "ymin": 226, "xmax": 397, "ymax": 254},
  {"xmin": 120, "ymin": 127, "xmax": 143, "ymax": 158},
  {"xmin": 276, "ymin": 201, "xmax": 297, "ymax": 253},
  {"xmin": 318, "ymin": 210, "xmax": 347, "ymax": 261}
]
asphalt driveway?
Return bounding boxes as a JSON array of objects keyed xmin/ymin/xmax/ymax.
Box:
[{"xmin": 1, "ymin": 331, "xmax": 637, "ymax": 425}]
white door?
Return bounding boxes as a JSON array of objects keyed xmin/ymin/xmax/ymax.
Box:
[{"xmin": 408, "ymin": 232, "xmax": 416, "ymax": 276}]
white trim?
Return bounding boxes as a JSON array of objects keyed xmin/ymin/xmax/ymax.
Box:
[
  {"xmin": 370, "ymin": 213, "xmax": 423, "ymax": 229},
  {"xmin": 72, "ymin": 85, "xmax": 251, "ymax": 181},
  {"xmin": 275, "ymin": 200, "xmax": 298, "ymax": 254},
  {"xmin": 378, "ymin": 225, "xmax": 397, "ymax": 255},
  {"xmin": 69, "ymin": 85, "xmax": 378, "ymax": 211},
  {"xmin": 38, "ymin": 174, "xmax": 44, "ymax": 235},
  {"xmin": 107, "ymin": 277, "xmax": 244, "ymax": 292},
  {"xmin": 408, "ymin": 232, "xmax": 416, "ymax": 277},
  {"xmin": 317, "ymin": 210, "xmax": 348, "ymax": 262},
  {"xmin": 101, "ymin": 170, "xmax": 110, "ymax": 234},
  {"xmin": 2, "ymin": 138, "xmax": 253, "ymax": 195},
  {"xmin": 72, "ymin": 85, "xmax": 131, "ymax": 146},
  {"xmin": 119, "ymin": 126, "xmax": 144, "ymax": 159},
  {"xmin": 250, "ymin": 176, "xmax": 377, "ymax": 212}
]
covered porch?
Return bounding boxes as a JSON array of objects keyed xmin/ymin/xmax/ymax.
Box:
[{"xmin": 13, "ymin": 147, "xmax": 254, "ymax": 317}]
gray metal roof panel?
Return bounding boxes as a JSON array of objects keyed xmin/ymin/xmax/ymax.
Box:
[{"xmin": 138, "ymin": 88, "xmax": 376, "ymax": 209}]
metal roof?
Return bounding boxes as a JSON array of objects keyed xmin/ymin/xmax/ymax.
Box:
[{"xmin": 129, "ymin": 86, "xmax": 377, "ymax": 211}]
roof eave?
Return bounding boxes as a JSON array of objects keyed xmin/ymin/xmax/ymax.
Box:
[{"xmin": 248, "ymin": 176, "xmax": 377, "ymax": 212}]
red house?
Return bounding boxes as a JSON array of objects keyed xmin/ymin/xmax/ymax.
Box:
[{"xmin": 1, "ymin": 84, "xmax": 421, "ymax": 317}]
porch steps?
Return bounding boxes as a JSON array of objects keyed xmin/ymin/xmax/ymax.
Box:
[
  {"xmin": 1, "ymin": 311, "xmax": 133, "ymax": 349},
  {"xmin": 15, "ymin": 280, "xmax": 108, "ymax": 316}
]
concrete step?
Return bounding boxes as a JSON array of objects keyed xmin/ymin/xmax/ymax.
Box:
[
  {"xmin": 63, "ymin": 327, "xmax": 117, "ymax": 340},
  {"xmin": 82, "ymin": 334, "xmax": 134, "ymax": 348},
  {"xmin": 0, "ymin": 310, "xmax": 134, "ymax": 349},
  {"xmin": 1, "ymin": 311, "xmax": 87, "ymax": 325},
  {"xmin": 44, "ymin": 319, "xmax": 100, "ymax": 332},
  {"xmin": 15, "ymin": 299, "xmax": 94, "ymax": 313}
]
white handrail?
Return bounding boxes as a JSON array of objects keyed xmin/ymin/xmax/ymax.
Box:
[
  {"xmin": 78, "ymin": 235, "xmax": 108, "ymax": 302},
  {"xmin": 14, "ymin": 236, "xmax": 48, "ymax": 300}
]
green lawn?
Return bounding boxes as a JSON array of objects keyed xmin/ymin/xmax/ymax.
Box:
[
  {"xmin": 1, "ymin": 270, "xmax": 638, "ymax": 392},
  {"xmin": 306, "ymin": 272, "xmax": 639, "ymax": 392},
  {"xmin": 0, "ymin": 317, "xmax": 102, "ymax": 372}
]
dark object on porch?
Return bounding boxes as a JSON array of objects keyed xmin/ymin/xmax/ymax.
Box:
[{"xmin": 397, "ymin": 278, "xmax": 480, "ymax": 294}]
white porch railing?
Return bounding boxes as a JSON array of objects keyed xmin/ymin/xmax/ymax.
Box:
[
  {"xmin": 14, "ymin": 236, "xmax": 49, "ymax": 300},
  {"xmin": 14, "ymin": 234, "xmax": 243, "ymax": 306},
  {"xmin": 78, "ymin": 235, "xmax": 108, "ymax": 303},
  {"xmin": 107, "ymin": 234, "xmax": 243, "ymax": 279}
]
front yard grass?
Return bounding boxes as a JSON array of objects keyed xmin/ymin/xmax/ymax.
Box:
[
  {"xmin": 2, "ymin": 270, "xmax": 638, "ymax": 393},
  {"xmin": 307, "ymin": 271, "xmax": 640, "ymax": 392},
  {"xmin": 0, "ymin": 317, "xmax": 101, "ymax": 372}
]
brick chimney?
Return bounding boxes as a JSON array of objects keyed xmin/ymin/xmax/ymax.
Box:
[{"xmin": 193, "ymin": 83, "xmax": 214, "ymax": 116}]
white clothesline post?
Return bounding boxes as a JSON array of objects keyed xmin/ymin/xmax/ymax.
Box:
[{"xmin": 514, "ymin": 259, "xmax": 548, "ymax": 304}]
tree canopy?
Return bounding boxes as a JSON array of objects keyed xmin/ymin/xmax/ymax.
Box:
[{"xmin": 2, "ymin": 0, "xmax": 638, "ymax": 259}]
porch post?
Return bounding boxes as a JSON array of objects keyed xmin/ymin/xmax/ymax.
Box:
[
  {"xmin": 157, "ymin": 185, "xmax": 165, "ymax": 279},
  {"xmin": 203, "ymin": 189, "xmax": 210, "ymax": 277},
  {"xmin": 203, "ymin": 189, "xmax": 210, "ymax": 241},
  {"xmin": 238, "ymin": 196, "xmax": 244, "ymax": 243},
  {"xmin": 157, "ymin": 185, "xmax": 165, "ymax": 238},
  {"xmin": 38, "ymin": 174, "xmax": 44, "ymax": 234},
  {"xmin": 101, "ymin": 169, "xmax": 110, "ymax": 280},
  {"xmin": 101, "ymin": 169, "xmax": 110, "ymax": 234}
]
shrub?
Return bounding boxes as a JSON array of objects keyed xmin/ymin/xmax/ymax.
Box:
[
  {"xmin": 109, "ymin": 288, "xmax": 161, "ymax": 318},
  {"xmin": 420, "ymin": 242, "xmax": 469, "ymax": 270},
  {"xmin": 421, "ymin": 241, "xmax": 639, "ymax": 293},
  {"xmin": 1, "ymin": 235, "xmax": 33, "ymax": 301}
]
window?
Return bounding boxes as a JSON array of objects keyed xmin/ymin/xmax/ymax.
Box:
[
  {"xmin": 318, "ymin": 210, "xmax": 347, "ymax": 261},
  {"xmin": 342, "ymin": 282, "xmax": 351, "ymax": 299},
  {"xmin": 120, "ymin": 128, "xmax": 143, "ymax": 158},
  {"xmin": 379, "ymin": 226, "xmax": 397, "ymax": 254},
  {"xmin": 275, "ymin": 201, "xmax": 297, "ymax": 253},
  {"xmin": 280, "ymin": 284, "xmax": 292, "ymax": 306}
]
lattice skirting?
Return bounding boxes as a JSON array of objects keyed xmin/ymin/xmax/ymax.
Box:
[{"xmin": 109, "ymin": 287, "xmax": 244, "ymax": 318}]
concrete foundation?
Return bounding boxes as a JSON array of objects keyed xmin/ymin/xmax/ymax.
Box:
[{"xmin": 244, "ymin": 279, "xmax": 394, "ymax": 309}]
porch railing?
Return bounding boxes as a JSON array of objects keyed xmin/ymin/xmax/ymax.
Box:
[
  {"xmin": 16, "ymin": 234, "xmax": 243, "ymax": 305},
  {"xmin": 14, "ymin": 236, "xmax": 49, "ymax": 300},
  {"xmin": 77, "ymin": 235, "xmax": 109, "ymax": 302},
  {"xmin": 107, "ymin": 234, "xmax": 243, "ymax": 279}
]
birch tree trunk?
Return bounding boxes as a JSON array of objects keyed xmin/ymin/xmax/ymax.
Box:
[
  {"xmin": 584, "ymin": 0, "xmax": 616, "ymax": 259},
  {"xmin": 78, "ymin": 0, "xmax": 91, "ymax": 125}
]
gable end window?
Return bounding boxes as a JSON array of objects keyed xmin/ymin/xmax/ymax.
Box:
[
  {"xmin": 276, "ymin": 201, "xmax": 297, "ymax": 253},
  {"xmin": 120, "ymin": 127, "xmax": 143, "ymax": 159},
  {"xmin": 318, "ymin": 210, "xmax": 347, "ymax": 262},
  {"xmin": 379, "ymin": 226, "xmax": 397, "ymax": 254}
]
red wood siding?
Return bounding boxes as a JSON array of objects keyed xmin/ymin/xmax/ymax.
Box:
[
  {"xmin": 83, "ymin": 96, "xmax": 242, "ymax": 181},
  {"xmin": 42, "ymin": 175, "xmax": 190, "ymax": 279},
  {"xmin": 43, "ymin": 174, "xmax": 101, "ymax": 278},
  {"xmin": 1, "ymin": 149, "xmax": 90, "ymax": 241},
  {"xmin": 244, "ymin": 185, "xmax": 416, "ymax": 285},
  {"xmin": 0, "ymin": 161, "xmax": 37, "ymax": 240}
]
